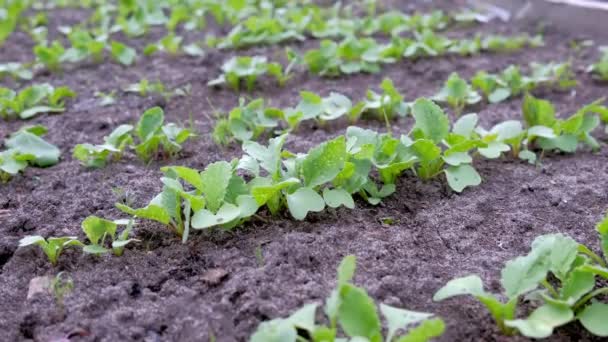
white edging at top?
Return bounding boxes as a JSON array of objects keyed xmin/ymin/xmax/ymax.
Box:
[{"xmin": 545, "ymin": 0, "xmax": 608, "ymax": 11}]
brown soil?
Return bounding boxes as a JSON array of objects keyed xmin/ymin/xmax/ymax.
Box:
[{"xmin": 1, "ymin": 1, "xmax": 608, "ymax": 341}]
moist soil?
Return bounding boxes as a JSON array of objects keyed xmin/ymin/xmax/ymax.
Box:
[{"xmin": 2, "ymin": 1, "xmax": 608, "ymax": 341}]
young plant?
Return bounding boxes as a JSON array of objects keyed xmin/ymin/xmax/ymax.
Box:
[
  {"xmin": 81, "ymin": 215, "xmax": 137, "ymax": 256},
  {"xmin": 432, "ymin": 72, "xmax": 481, "ymax": 116},
  {"xmin": 73, "ymin": 124, "xmax": 134, "ymax": 168},
  {"xmin": 406, "ymin": 99, "xmax": 482, "ymax": 192},
  {"xmin": 251, "ymin": 255, "xmax": 446, "ymax": 341},
  {"xmin": 522, "ymin": 94, "xmax": 606, "ymax": 154},
  {"xmin": 50, "ymin": 272, "xmax": 73, "ymax": 315},
  {"xmin": 1, "ymin": 125, "xmax": 61, "ymax": 181},
  {"xmin": 34, "ymin": 41, "xmax": 66, "ymax": 72},
  {"xmin": 0, "ymin": 83, "xmax": 76, "ymax": 120},
  {"xmin": 133, "ymin": 107, "xmax": 194, "ymax": 162},
  {"xmin": 208, "ymin": 55, "xmax": 292, "ymax": 91},
  {"xmin": 351, "ymin": 78, "xmax": 409, "ymax": 121},
  {"xmin": 0, "ymin": 62, "xmax": 32, "ymax": 81},
  {"xmin": 588, "ymin": 46, "xmax": 608, "ymax": 81},
  {"xmin": 435, "ymin": 220, "xmax": 608, "ymax": 338},
  {"xmin": 18, "ymin": 236, "xmax": 82, "ymax": 266}
]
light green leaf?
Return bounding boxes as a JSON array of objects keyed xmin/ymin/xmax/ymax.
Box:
[
  {"xmin": 136, "ymin": 107, "xmax": 164, "ymax": 141},
  {"xmin": 191, "ymin": 203, "xmax": 240, "ymax": 229},
  {"xmin": 411, "ymin": 99, "xmax": 449, "ymax": 143},
  {"xmin": 505, "ymin": 303, "xmax": 573, "ymax": 338},
  {"xmin": 380, "ymin": 304, "xmax": 434, "ymax": 342},
  {"xmin": 200, "ymin": 161, "xmax": 232, "ymax": 213},
  {"xmin": 5, "ymin": 130, "xmax": 60, "ymax": 167},
  {"xmin": 323, "ymin": 188, "xmax": 355, "ymax": 209},
  {"xmin": 578, "ymin": 301, "xmax": 608, "ymax": 336},
  {"xmin": 301, "ymin": 136, "xmax": 346, "ymax": 188},
  {"xmin": 395, "ymin": 318, "xmax": 446, "ymax": 342},
  {"xmin": 452, "ymin": 113, "xmax": 478, "ymax": 137},
  {"xmin": 286, "ymin": 187, "xmax": 325, "ymax": 220},
  {"xmin": 338, "ymin": 284, "xmax": 382, "ymax": 340},
  {"xmin": 81, "ymin": 215, "xmax": 117, "ymax": 245},
  {"xmin": 443, "ymin": 152, "xmax": 472, "ymax": 166},
  {"xmin": 444, "ymin": 164, "xmax": 481, "ymax": 192},
  {"xmin": 433, "ymin": 275, "xmax": 486, "ymax": 300},
  {"xmin": 115, "ymin": 203, "xmax": 171, "ymax": 225}
]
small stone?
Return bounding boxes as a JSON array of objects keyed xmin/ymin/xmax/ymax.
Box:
[
  {"xmin": 200, "ymin": 268, "xmax": 228, "ymax": 285},
  {"xmin": 27, "ymin": 276, "xmax": 51, "ymax": 300}
]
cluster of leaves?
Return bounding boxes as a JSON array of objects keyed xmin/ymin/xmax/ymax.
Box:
[
  {"xmin": 0, "ymin": 83, "xmax": 76, "ymax": 120},
  {"xmin": 34, "ymin": 31, "xmax": 137, "ymax": 71},
  {"xmin": 117, "ymin": 98, "xmax": 493, "ymax": 243},
  {"xmin": 207, "ymin": 54, "xmax": 296, "ymax": 91},
  {"xmin": 432, "ymin": 72, "xmax": 481, "ymax": 116},
  {"xmin": 0, "ymin": 0, "xmax": 27, "ymax": 46},
  {"xmin": 472, "ymin": 61, "xmax": 577, "ymax": 104},
  {"xmin": 302, "ymin": 33, "xmax": 542, "ymax": 77},
  {"xmin": 73, "ymin": 107, "xmax": 194, "ymax": 167},
  {"xmin": 434, "ymin": 214, "xmax": 608, "ymax": 338},
  {"xmin": 0, "ymin": 62, "xmax": 33, "ymax": 81},
  {"xmin": 588, "ymin": 46, "xmax": 608, "ymax": 81},
  {"xmin": 212, "ymin": 78, "xmax": 408, "ymax": 145},
  {"xmin": 251, "ymin": 255, "xmax": 445, "ymax": 342},
  {"xmin": 209, "ymin": 1, "xmax": 486, "ymax": 49},
  {"xmin": 18, "ymin": 215, "xmax": 137, "ymax": 265},
  {"xmin": 0, "ymin": 125, "xmax": 60, "ymax": 182}
]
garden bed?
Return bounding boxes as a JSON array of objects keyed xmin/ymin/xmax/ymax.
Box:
[{"xmin": 1, "ymin": 1, "xmax": 608, "ymax": 341}]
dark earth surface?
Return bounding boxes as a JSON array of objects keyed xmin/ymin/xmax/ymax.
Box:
[{"xmin": 2, "ymin": 1, "xmax": 608, "ymax": 341}]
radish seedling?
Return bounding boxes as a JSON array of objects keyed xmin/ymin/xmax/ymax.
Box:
[
  {"xmin": 0, "ymin": 83, "xmax": 76, "ymax": 120},
  {"xmin": 133, "ymin": 107, "xmax": 194, "ymax": 162},
  {"xmin": 73, "ymin": 124, "xmax": 134, "ymax": 168},
  {"xmin": 432, "ymin": 72, "xmax": 481, "ymax": 116},
  {"xmin": 18, "ymin": 236, "xmax": 82, "ymax": 266},
  {"xmin": 251, "ymin": 255, "xmax": 445, "ymax": 342},
  {"xmin": 208, "ymin": 55, "xmax": 292, "ymax": 91},
  {"xmin": 0, "ymin": 62, "xmax": 32, "ymax": 81},
  {"xmin": 435, "ymin": 225, "xmax": 608, "ymax": 338},
  {"xmin": 588, "ymin": 46, "xmax": 608, "ymax": 81},
  {"xmin": 81, "ymin": 216, "xmax": 137, "ymax": 256},
  {"xmin": 1, "ymin": 125, "xmax": 61, "ymax": 181}
]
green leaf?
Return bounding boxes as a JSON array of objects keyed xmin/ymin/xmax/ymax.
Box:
[
  {"xmin": 5, "ymin": 130, "xmax": 60, "ymax": 167},
  {"xmin": 505, "ymin": 303, "xmax": 573, "ymax": 338},
  {"xmin": 136, "ymin": 107, "xmax": 164, "ymax": 141},
  {"xmin": 596, "ymin": 213, "xmax": 608, "ymax": 261},
  {"xmin": 452, "ymin": 113, "xmax": 478, "ymax": 137},
  {"xmin": 83, "ymin": 244, "xmax": 110, "ymax": 255},
  {"xmin": 433, "ymin": 275, "xmax": 486, "ymax": 300},
  {"xmin": 478, "ymin": 141, "xmax": 510, "ymax": 159},
  {"xmin": 338, "ymin": 255, "xmax": 357, "ymax": 284},
  {"xmin": 522, "ymin": 93, "xmax": 556, "ymax": 128},
  {"xmin": 115, "ymin": 203, "xmax": 171, "ymax": 225},
  {"xmin": 191, "ymin": 203, "xmax": 240, "ymax": 229},
  {"xmin": 338, "ymin": 283, "xmax": 382, "ymax": 340},
  {"xmin": 286, "ymin": 187, "xmax": 325, "ymax": 220},
  {"xmin": 380, "ymin": 304, "xmax": 434, "ymax": 342},
  {"xmin": 250, "ymin": 319, "xmax": 296, "ymax": 342},
  {"xmin": 322, "ymin": 188, "xmax": 355, "ymax": 209},
  {"xmin": 444, "ymin": 164, "xmax": 481, "ymax": 192},
  {"xmin": 560, "ymin": 268, "xmax": 595, "ymax": 304},
  {"xmin": 200, "ymin": 161, "xmax": 232, "ymax": 213},
  {"xmin": 443, "ymin": 152, "xmax": 472, "ymax": 166},
  {"xmin": 395, "ymin": 318, "xmax": 446, "ymax": 342},
  {"xmin": 286, "ymin": 303, "xmax": 318, "ymax": 333},
  {"xmin": 488, "ymin": 88, "xmax": 510, "ymax": 103},
  {"xmin": 578, "ymin": 301, "xmax": 608, "ymax": 336},
  {"xmin": 411, "ymin": 99, "xmax": 449, "ymax": 143},
  {"xmin": 301, "ymin": 136, "xmax": 346, "ymax": 188},
  {"xmin": 161, "ymin": 166, "xmax": 203, "ymax": 192},
  {"xmin": 81, "ymin": 215, "xmax": 117, "ymax": 245},
  {"xmin": 251, "ymin": 178, "xmax": 300, "ymax": 206},
  {"xmin": 110, "ymin": 41, "xmax": 136, "ymax": 66}
]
